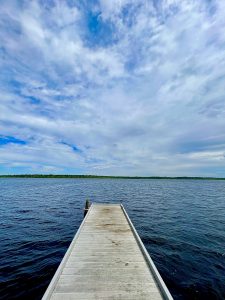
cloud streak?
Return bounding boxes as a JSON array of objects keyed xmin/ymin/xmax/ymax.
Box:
[{"xmin": 0, "ymin": 0, "xmax": 225, "ymax": 176}]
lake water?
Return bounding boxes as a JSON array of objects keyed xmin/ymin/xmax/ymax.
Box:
[{"xmin": 0, "ymin": 178, "xmax": 225, "ymax": 299}]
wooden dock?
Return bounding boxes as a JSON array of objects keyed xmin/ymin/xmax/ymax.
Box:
[{"xmin": 42, "ymin": 203, "xmax": 173, "ymax": 300}]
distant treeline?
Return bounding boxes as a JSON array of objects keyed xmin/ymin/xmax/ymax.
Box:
[{"xmin": 0, "ymin": 174, "xmax": 225, "ymax": 180}]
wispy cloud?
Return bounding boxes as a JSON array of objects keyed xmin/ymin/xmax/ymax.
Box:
[{"xmin": 0, "ymin": 0, "xmax": 225, "ymax": 176}]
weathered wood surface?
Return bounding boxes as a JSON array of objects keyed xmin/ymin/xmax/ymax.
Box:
[{"xmin": 42, "ymin": 204, "xmax": 173, "ymax": 300}]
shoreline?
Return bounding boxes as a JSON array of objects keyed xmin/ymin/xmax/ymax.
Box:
[{"xmin": 0, "ymin": 175, "xmax": 225, "ymax": 180}]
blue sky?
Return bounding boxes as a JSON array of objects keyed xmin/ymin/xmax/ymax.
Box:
[{"xmin": 0, "ymin": 0, "xmax": 225, "ymax": 176}]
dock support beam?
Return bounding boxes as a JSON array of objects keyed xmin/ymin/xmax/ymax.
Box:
[{"xmin": 83, "ymin": 199, "xmax": 91, "ymax": 218}]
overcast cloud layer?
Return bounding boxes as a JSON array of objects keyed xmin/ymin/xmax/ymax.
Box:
[{"xmin": 0, "ymin": 0, "xmax": 225, "ymax": 176}]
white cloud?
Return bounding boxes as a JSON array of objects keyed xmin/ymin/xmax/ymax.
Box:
[{"xmin": 0, "ymin": 0, "xmax": 225, "ymax": 176}]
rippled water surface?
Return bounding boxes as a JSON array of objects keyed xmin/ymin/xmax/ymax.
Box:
[{"xmin": 0, "ymin": 178, "xmax": 225, "ymax": 299}]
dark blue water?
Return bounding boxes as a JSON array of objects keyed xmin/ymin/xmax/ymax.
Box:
[{"xmin": 0, "ymin": 178, "xmax": 225, "ymax": 299}]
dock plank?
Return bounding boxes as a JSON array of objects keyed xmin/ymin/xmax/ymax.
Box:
[{"xmin": 42, "ymin": 204, "xmax": 173, "ymax": 300}]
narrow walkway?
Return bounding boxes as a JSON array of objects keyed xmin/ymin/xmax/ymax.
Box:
[{"xmin": 42, "ymin": 203, "xmax": 173, "ymax": 300}]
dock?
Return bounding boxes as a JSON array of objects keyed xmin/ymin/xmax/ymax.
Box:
[{"xmin": 42, "ymin": 203, "xmax": 173, "ymax": 300}]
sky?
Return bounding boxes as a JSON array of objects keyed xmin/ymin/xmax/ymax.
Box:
[{"xmin": 0, "ymin": 0, "xmax": 225, "ymax": 176}]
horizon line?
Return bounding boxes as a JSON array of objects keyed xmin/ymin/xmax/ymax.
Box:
[{"xmin": 0, "ymin": 174, "xmax": 225, "ymax": 180}]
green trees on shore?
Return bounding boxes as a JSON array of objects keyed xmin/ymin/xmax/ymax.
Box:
[{"xmin": 0, "ymin": 174, "xmax": 224, "ymax": 180}]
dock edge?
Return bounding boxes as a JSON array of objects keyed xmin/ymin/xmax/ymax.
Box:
[
  {"xmin": 41, "ymin": 204, "xmax": 93, "ymax": 300},
  {"xmin": 120, "ymin": 204, "xmax": 173, "ymax": 300}
]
